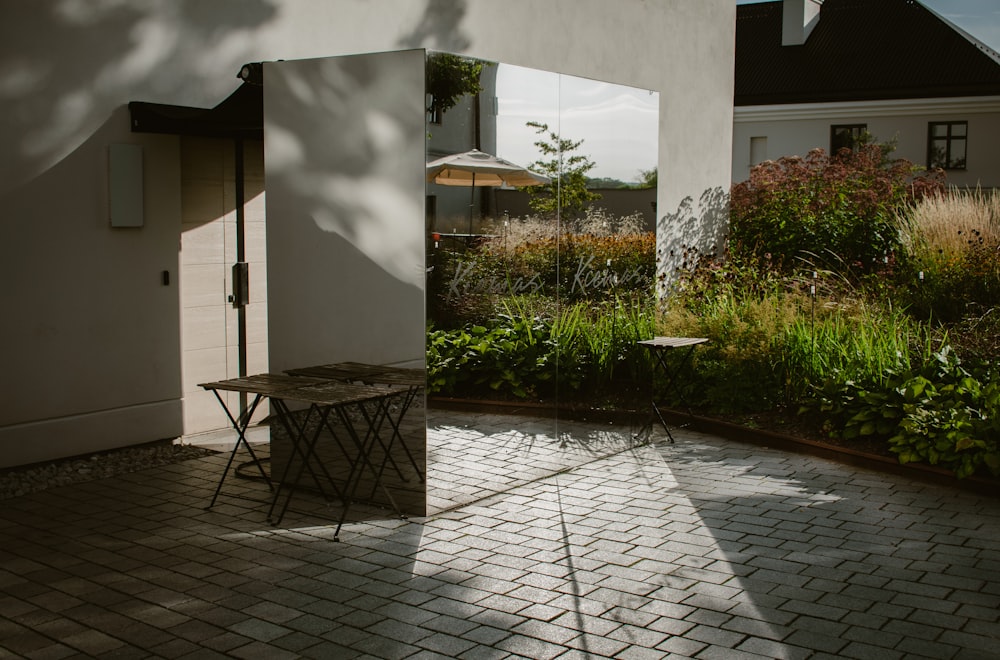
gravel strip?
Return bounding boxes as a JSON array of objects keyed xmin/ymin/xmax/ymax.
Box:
[{"xmin": 0, "ymin": 443, "xmax": 217, "ymax": 500}]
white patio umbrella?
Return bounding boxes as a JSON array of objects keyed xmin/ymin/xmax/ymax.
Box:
[{"xmin": 426, "ymin": 149, "xmax": 550, "ymax": 234}]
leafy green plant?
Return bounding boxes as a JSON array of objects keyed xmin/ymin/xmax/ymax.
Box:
[
  {"xmin": 888, "ymin": 348, "xmax": 1000, "ymax": 478},
  {"xmin": 807, "ymin": 347, "xmax": 1000, "ymax": 479},
  {"xmin": 426, "ymin": 314, "xmax": 557, "ymax": 400},
  {"xmin": 427, "ymin": 295, "xmax": 657, "ymax": 405}
]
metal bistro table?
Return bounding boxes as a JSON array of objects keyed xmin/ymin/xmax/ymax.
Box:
[
  {"xmin": 636, "ymin": 337, "xmax": 709, "ymax": 444},
  {"xmin": 198, "ymin": 373, "xmax": 326, "ymax": 508},
  {"xmin": 200, "ymin": 373, "xmax": 408, "ymax": 538},
  {"xmin": 285, "ymin": 362, "xmax": 425, "ymax": 486}
]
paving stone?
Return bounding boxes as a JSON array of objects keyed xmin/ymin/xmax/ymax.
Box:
[
  {"xmin": 460, "ymin": 623, "xmax": 511, "ymax": 646},
  {"xmin": 226, "ymin": 618, "xmax": 293, "ymax": 643},
  {"xmin": 937, "ymin": 628, "xmax": 1000, "ymax": 656},
  {"xmin": 510, "ymin": 617, "xmax": 580, "ymax": 645},
  {"xmin": 656, "ymin": 634, "xmax": 709, "ymax": 657},
  {"xmin": 494, "ymin": 633, "xmax": 566, "ymax": 660},
  {"xmin": 783, "ymin": 629, "xmax": 849, "ymax": 655},
  {"xmin": 685, "ymin": 606, "xmax": 734, "ymax": 629},
  {"xmin": 2, "ymin": 411, "xmax": 999, "ymax": 660},
  {"xmin": 893, "ymin": 636, "xmax": 962, "ymax": 658},
  {"xmin": 735, "ymin": 635, "xmax": 812, "ymax": 659}
]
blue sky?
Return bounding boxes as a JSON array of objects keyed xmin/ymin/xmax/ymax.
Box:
[
  {"xmin": 909, "ymin": 0, "xmax": 1000, "ymax": 51},
  {"xmin": 736, "ymin": 0, "xmax": 1000, "ymax": 52}
]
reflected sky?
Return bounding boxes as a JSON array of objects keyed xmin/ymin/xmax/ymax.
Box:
[{"xmin": 495, "ymin": 63, "xmax": 658, "ymax": 184}]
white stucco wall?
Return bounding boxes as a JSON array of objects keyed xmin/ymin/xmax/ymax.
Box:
[
  {"xmin": 733, "ymin": 97, "xmax": 1000, "ymax": 187},
  {"xmin": 0, "ymin": 0, "xmax": 734, "ymax": 467}
]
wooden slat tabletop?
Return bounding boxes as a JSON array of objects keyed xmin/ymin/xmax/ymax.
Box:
[
  {"xmin": 282, "ymin": 380, "xmax": 403, "ymax": 406},
  {"xmin": 287, "ymin": 362, "xmax": 425, "ymax": 388},
  {"xmin": 199, "ymin": 373, "xmax": 328, "ymax": 395},
  {"xmin": 286, "ymin": 362, "xmax": 391, "ymax": 380}
]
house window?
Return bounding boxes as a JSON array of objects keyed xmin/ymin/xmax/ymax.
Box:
[
  {"xmin": 830, "ymin": 124, "xmax": 867, "ymax": 154},
  {"xmin": 749, "ymin": 136, "xmax": 767, "ymax": 167},
  {"xmin": 928, "ymin": 121, "xmax": 967, "ymax": 170}
]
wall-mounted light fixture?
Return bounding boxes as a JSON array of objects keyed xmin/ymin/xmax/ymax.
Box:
[{"xmin": 237, "ymin": 62, "xmax": 263, "ymax": 86}]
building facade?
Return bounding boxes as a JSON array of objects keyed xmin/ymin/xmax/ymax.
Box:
[
  {"xmin": 733, "ymin": 0, "xmax": 1000, "ymax": 187},
  {"xmin": 0, "ymin": 0, "xmax": 735, "ymax": 468}
]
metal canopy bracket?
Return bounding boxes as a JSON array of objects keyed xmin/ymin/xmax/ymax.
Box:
[{"xmin": 128, "ymin": 65, "xmax": 264, "ymax": 139}]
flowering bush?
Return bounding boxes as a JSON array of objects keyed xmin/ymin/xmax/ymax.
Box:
[
  {"xmin": 730, "ymin": 144, "xmax": 944, "ymax": 274},
  {"xmin": 428, "ymin": 213, "xmax": 655, "ymax": 329}
]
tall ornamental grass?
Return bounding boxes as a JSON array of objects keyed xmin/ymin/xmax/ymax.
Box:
[
  {"xmin": 783, "ymin": 301, "xmax": 938, "ymax": 396},
  {"xmin": 658, "ymin": 279, "xmax": 801, "ymax": 412},
  {"xmin": 900, "ymin": 186, "xmax": 1000, "ymax": 261},
  {"xmin": 897, "ymin": 187, "xmax": 1000, "ymax": 321}
]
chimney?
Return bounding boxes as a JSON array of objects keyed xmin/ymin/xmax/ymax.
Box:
[{"xmin": 782, "ymin": 0, "xmax": 823, "ymax": 46}]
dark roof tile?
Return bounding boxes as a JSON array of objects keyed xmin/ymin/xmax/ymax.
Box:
[{"xmin": 735, "ymin": 0, "xmax": 1000, "ymax": 105}]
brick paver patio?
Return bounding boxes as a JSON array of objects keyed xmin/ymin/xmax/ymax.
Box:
[{"xmin": 1, "ymin": 408, "xmax": 998, "ymax": 658}]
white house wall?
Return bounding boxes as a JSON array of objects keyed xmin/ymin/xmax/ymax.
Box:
[
  {"xmin": 0, "ymin": 0, "xmax": 734, "ymax": 467},
  {"xmin": 733, "ymin": 96, "xmax": 1000, "ymax": 187}
]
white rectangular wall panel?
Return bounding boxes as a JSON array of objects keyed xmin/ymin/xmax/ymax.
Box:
[{"xmin": 109, "ymin": 143, "xmax": 144, "ymax": 227}]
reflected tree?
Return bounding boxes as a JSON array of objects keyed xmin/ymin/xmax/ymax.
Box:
[
  {"xmin": 425, "ymin": 52, "xmax": 486, "ymax": 121},
  {"xmin": 524, "ymin": 121, "xmax": 600, "ymax": 220}
]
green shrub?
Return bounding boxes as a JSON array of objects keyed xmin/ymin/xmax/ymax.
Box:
[
  {"xmin": 730, "ymin": 143, "xmax": 943, "ymax": 275},
  {"xmin": 658, "ymin": 270, "xmax": 799, "ymax": 413},
  {"xmin": 426, "ymin": 313, "xmax": 558, "ymax": 400}
]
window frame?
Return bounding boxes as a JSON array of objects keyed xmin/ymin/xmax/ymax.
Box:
[
  {"xmin": 927, "ymin": 120, "xmax": 968, "ymax": 171},
  {"xmin": 830, "ymin": 124, "xmax": 867, "ymax": 154}
]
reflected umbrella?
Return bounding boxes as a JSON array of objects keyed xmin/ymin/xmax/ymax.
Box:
[{"xmin": 426, "ymin": 149, "xmax": 550, "ymax": 235}]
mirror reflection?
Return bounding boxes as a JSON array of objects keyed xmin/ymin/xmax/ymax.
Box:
[{"xmin": 425, "ymin": 52, "xmax": 659, "ymax": 433}]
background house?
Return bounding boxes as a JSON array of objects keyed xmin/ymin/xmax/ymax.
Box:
[
  {"xmin": 733, "ymin": 0, "xmax": 1000, "ymax": 187},
  {"xmin": 0, "ymin": 0, "xmax": 735, "ymax": 468}
]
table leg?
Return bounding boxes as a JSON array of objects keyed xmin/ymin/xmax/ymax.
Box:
[
  {"xmin": 636, "ymin": 345, "xmax": 699, "ymax": 445},
  {"xmin": 331, "ymin": 398, "xmax": 405, "ymax": 541},
  {"xmin": 378, "ymin": 386, "xmax": 424, "ymax": 483},
  {"xmin": 208, "ymin": 391, "xmax": 271, "ymax": 509},
  {"xmin": 267, "ymin": 402, "xmax": 344, "ymax": 526}
]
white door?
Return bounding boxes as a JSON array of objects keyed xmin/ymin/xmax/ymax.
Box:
[{"xmin": 178, "ymin": 136, "xmax": 268, "ymax": 436}]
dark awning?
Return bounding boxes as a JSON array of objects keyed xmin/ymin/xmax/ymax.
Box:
[{"xmin": 128, "ymin": 79, "xmax": 262, "ymax": 140}]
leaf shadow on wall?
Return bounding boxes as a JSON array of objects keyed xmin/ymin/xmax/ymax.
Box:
[
  {"xmin": 0, "ymin": 0, "xmax": 278, "ymax": 195},
  {"xmin": 397, "ymin": 0, "xmax": 472, "ymax": 52},
  {"xmin": 656, "ymin": 186, "xmax": 730, "ymax": 295},
  {"xmin": 264, "ymin": 52, "xmax": 426, "ymax": 288}
]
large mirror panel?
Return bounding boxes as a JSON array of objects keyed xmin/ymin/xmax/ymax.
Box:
[
  {"xmin": 426, "ymin": 53, "xmax": 659, "ymax": 503},
  {"xmin": 264, "ymin": 50, "xmax": 428, "ymax": 518}
]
